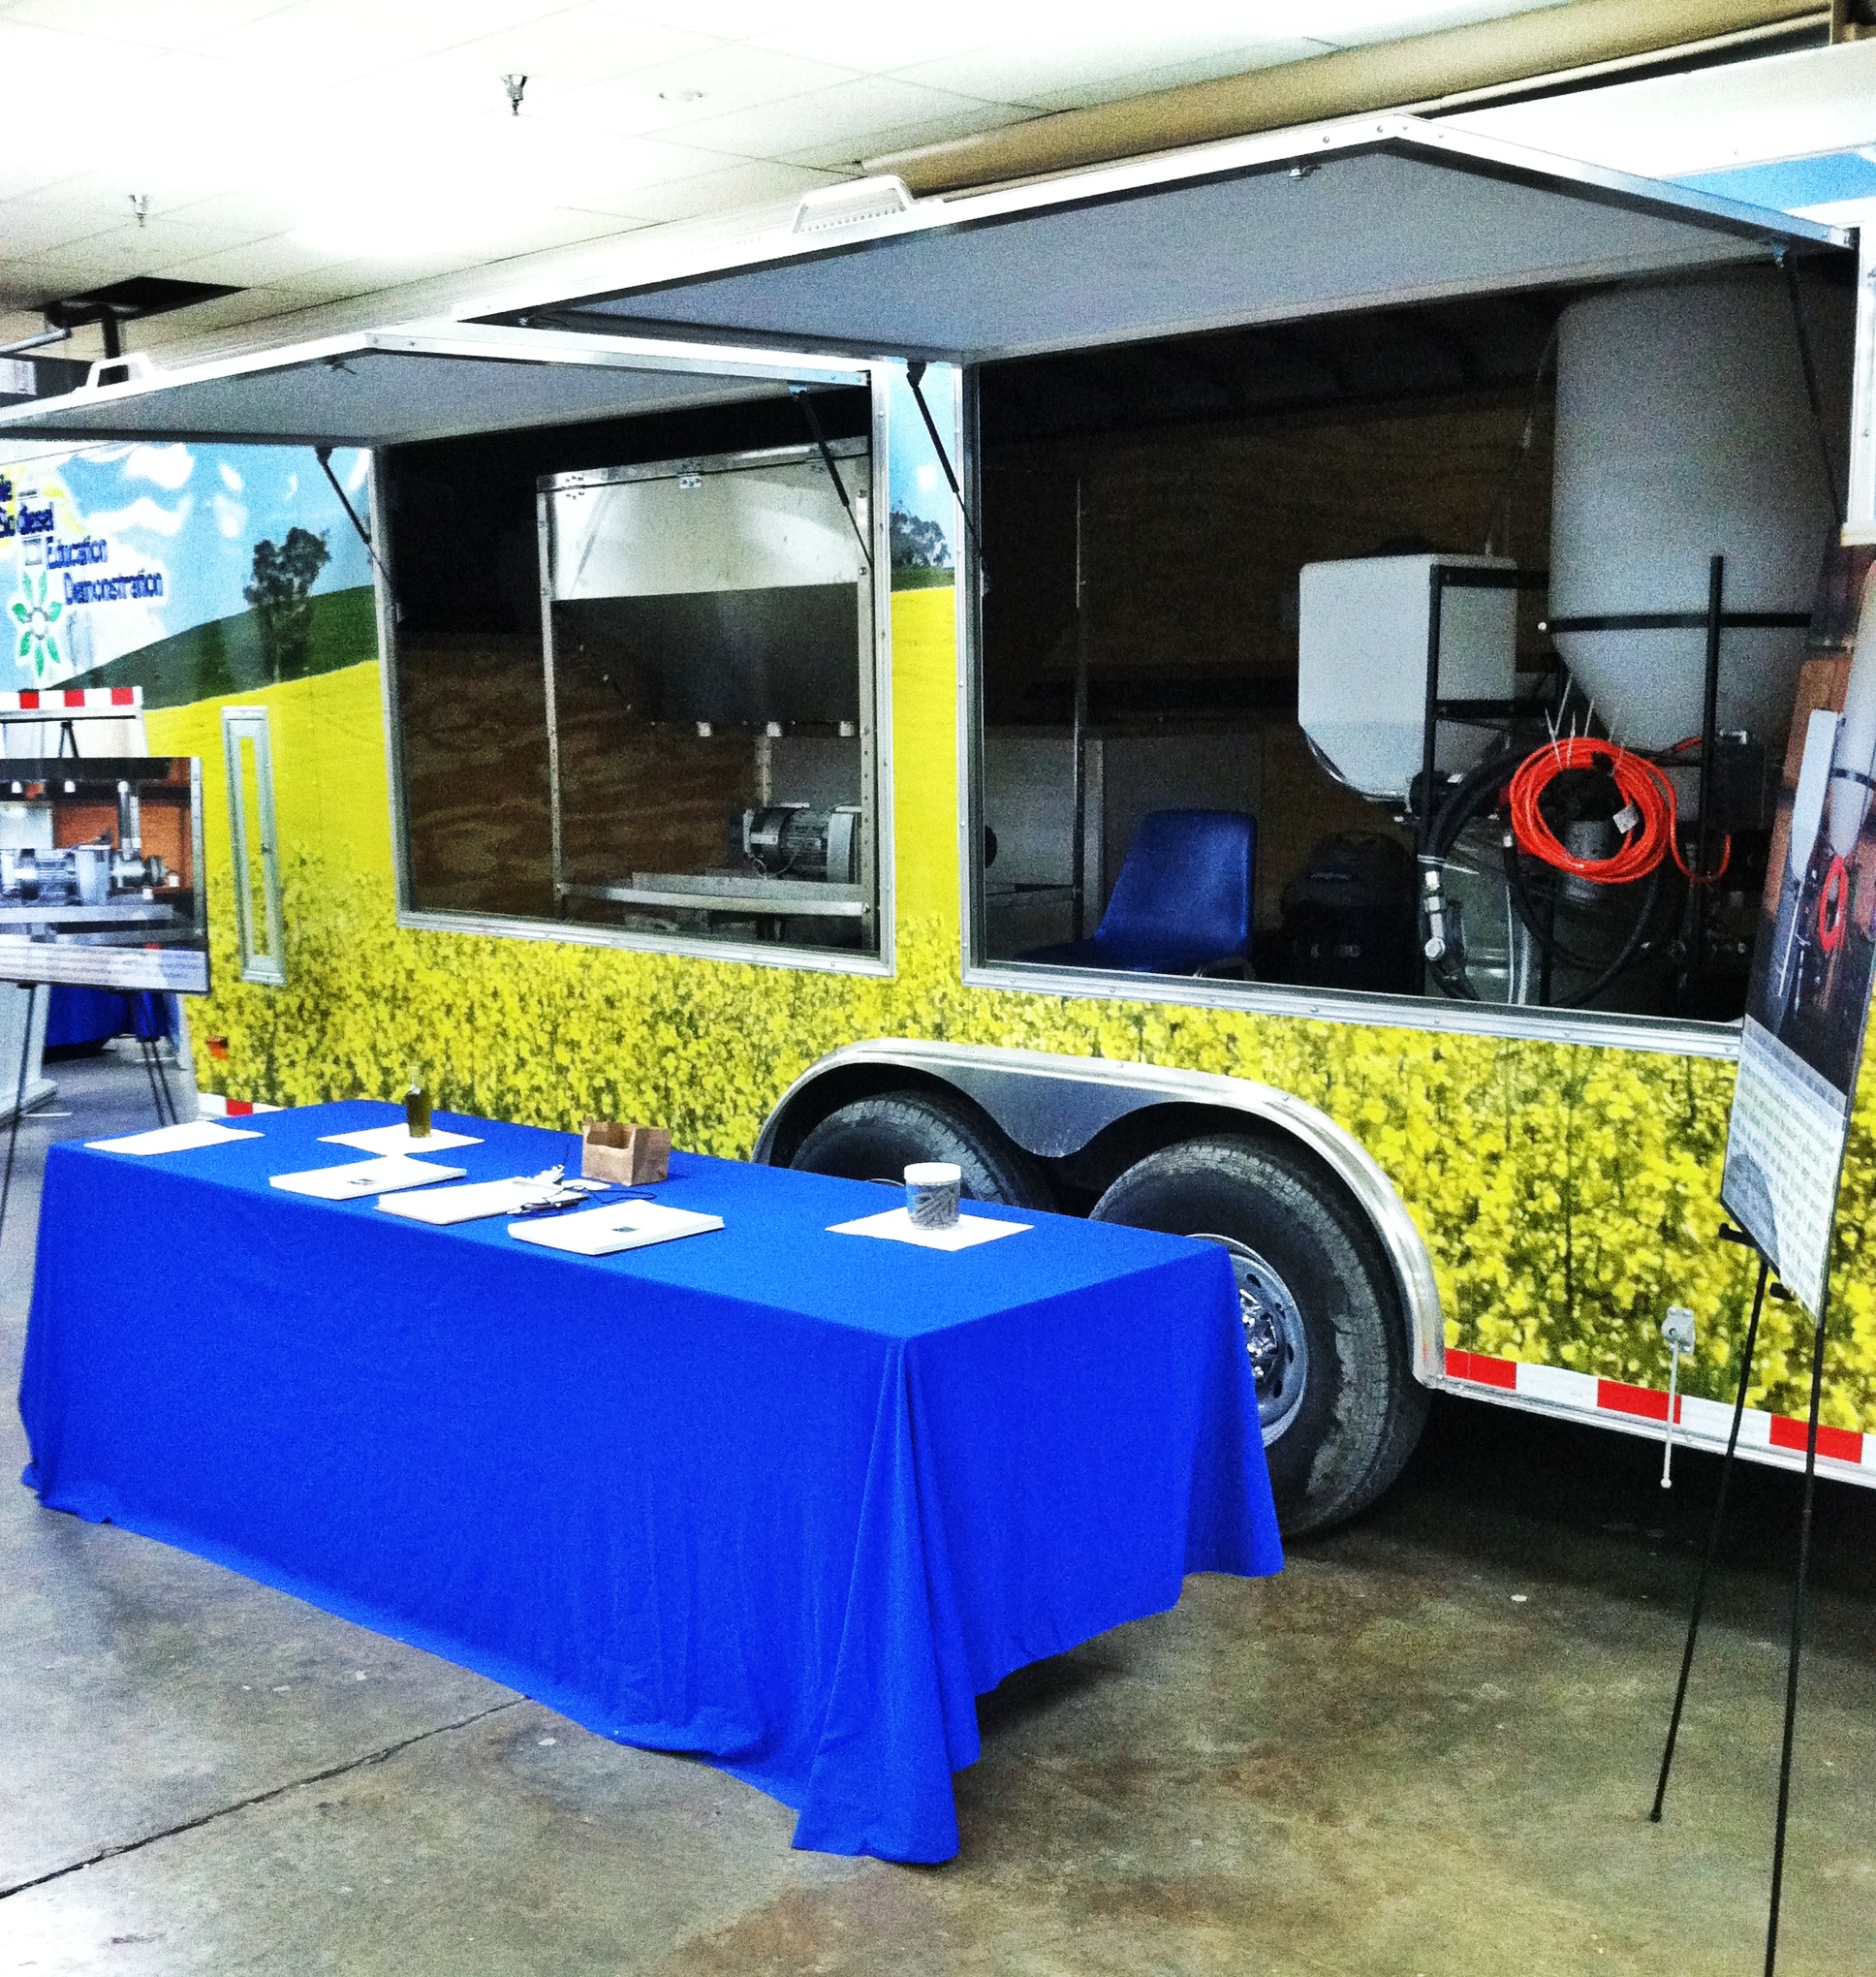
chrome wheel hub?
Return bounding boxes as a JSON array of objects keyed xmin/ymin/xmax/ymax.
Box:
[{"xmin": 1195, "ymin": 1235, "xmax": 1310, "ymax": 1446}]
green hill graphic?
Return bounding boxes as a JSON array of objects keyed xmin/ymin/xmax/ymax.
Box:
[{"xmin": 71, "ymin": 585, "xmax": 378, "ymax": 710}]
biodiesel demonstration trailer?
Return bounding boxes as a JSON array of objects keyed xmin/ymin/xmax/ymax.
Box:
[{"xmin": 6, "ymin": 110, "xmax": 1876, "ymax": 1534}]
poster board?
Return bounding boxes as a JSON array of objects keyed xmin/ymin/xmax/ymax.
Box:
[
  {"xmin": 0, "ymin": 756, "xmax": 207, "ymax": 993},
  {"xmin": 1722, "ymin": 579, "xmax": 1876, "ymax": 1312}
]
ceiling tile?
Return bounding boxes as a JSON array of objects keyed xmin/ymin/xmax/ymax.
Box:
[
  {"xmin": 190, "ymin": 0, "xmax": 562, "ymax": 87},
  {"xmin": 784, "ymin": 100, "xmax": 1037, "ymax": 173},
  {"xmin": 749, "ymin": 15, "xmax": 1009, "ymax": 75},
  {"xmin": 564, "ymin": 155, "xmax": 832, "ymax": 227},
  {"xmin": 548, "ymin": 41, "xmax": 862, "ymax": 139},
  {"xmin": 412, "ymin": 4, "xmax": 724, "ymax": 103},
  {"xmin": 0, "ymin": 0, "xmax": 302, "ymax": 49},
  {"xmin": 671, "ymin": 75, "xmax": 1011, "ymax": 160},
  {"xmin": 581, "ymin": 0, "xmax": 791, "ymax": 35},
  {"xmin": 153, "ymin": 187, "xmax": 304, "ymax": 240},
  {"xmin": 145, "ymin": 233, "xmax": 351, "ymax": 288},
  {"xmin": 0, "ymin": 155, "xmax": 85, "ymax": 203},
  {"xmin": 0, "ymin": 16, "xmax": 166, "ymax": 73},
  {"xmin": 128, "ymin": 285, "xmax": 314, "ymax": 346}
]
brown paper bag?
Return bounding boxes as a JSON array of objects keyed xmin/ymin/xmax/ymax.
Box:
[{"xmin": 580, "ymin": 1119, "xmax": 672, "ymax": 1185}]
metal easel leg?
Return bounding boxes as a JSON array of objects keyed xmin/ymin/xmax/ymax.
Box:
[
  {"xmin": 1651, "ymin": 1250, "xmax": 1771, "ymax": 1821},
  {"xmin": 0, "ymin": 982, "xmax": 38, "ymax": 1256},
  {"xmin": 1764, "ymin": 1285, "xmax": 1832, "ymax": 1977},
  {"xmin": 137, "ymin": 1034, "xmax": 169, "ymax": 1125},
  {"xmin": 154, "ymin": 1050, "xmax": 176, "ymax": 1124}
]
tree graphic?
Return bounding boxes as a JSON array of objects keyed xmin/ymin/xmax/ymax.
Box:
[
  {"xmin": 244, "ymin": 526, "xmax": 330, "ymax": 682},
  {"xmin": 889, "ymin": 510, "xmax": 952, "ymax": 571}
]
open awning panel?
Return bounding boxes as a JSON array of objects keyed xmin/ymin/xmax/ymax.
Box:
[
  {"xmin": 546, "ymin": 117, "xmax": 1854, "ymax": 363},
  {"xmin": 0, "ymin": 323, "xmax": 867, "ymax": 448}
]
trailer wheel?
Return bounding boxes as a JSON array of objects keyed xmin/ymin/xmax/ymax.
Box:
[
  {"xmin": 789, "ymin": 1090, "xmax": 1049, "ymax": 1208},
  {"xmin": 1091, "ymin": 1135, "xmax": 1426, "ymax": 1536}
]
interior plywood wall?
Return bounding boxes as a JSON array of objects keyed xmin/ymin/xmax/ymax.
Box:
[{"xmin": 983, "ymin": 387, "xmax": 1555, "ymax": 919}]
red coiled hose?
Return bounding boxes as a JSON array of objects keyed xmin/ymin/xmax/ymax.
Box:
[{"xmin": 1507, "ymin": 736, "xmax": 1731, "ymax": 886}]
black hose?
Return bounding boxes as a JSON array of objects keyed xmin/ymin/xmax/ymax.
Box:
[
  {"xmin": 1418, "ymin": 748, "xmax": 1518, "ymax": 999},
  {"xmin": 1499, "ymin": 831, "xmax": 1673, "ymax": 1006}
]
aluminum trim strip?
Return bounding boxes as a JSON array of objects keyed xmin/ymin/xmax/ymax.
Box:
[
  {"xmin": 516, "ymin": 112, "xmax": 1848, "ymax": 336},
  {"xmin": 391, "ymin": 907, "xmax": 894, "ymax": 977},
  {"xmin": 753, "ymin": 1036, "xmax": 1444, "ymax": 1384},
  {"xmin": 959, "ymin": 961, "xmax": 1741, "ymax": 1061},
  {"xmin": 0, "ymin": 321, "xmax": 869, "ymax": 442}
]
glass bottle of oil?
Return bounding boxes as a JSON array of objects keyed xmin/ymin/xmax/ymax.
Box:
[{"xmin": 403, "ymin": 1065, "xmax": 431, "ymax": 1140}]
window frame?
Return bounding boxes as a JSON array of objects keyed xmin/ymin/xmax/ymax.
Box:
[
  {"xmin": 378, "ymin": 372, "xmax": 896, "ymax": 980},
  {"xmin": 953, "ymin": 362, "xmax": 1742, "ymax": 1063}
]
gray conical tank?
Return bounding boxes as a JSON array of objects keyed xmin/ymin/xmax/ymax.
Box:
[{"xmin": 1548, "ymin": 267, "xmax": 1849, "ymax": 754}]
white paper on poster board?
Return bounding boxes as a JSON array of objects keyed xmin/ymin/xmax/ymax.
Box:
[
  {"xmin": 269, "ymin": 1155, "xmax": 465, "ymax": 1200},
  {"xmin": 828, "ymin": 1207, "xmax": 1031, "ymax": 1251},
  {"xmin": 1722, "ymin": 678, "xmax": 1876, "ymax": 1314}
]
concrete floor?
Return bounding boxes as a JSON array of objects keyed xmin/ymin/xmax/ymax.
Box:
[{"xmin": 3, "ymin": 1050, "xmax": 1873, "ymax": 1977}]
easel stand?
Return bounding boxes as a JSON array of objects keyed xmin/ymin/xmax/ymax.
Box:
[
  {"xmin": 0, "ymin": 981, "xmax": 37, "ymax": 1257},
  {"xmin": 135, "ymin": 1020, "xmax": 178, "ymax": 1128},
  {"xmin": 0, "ymin": 982, "xmax": 180, "ymax": 1256},
  {"xmin": 1650, "ymin": 1229, "xmax": 1834, "ymax": 1977}
]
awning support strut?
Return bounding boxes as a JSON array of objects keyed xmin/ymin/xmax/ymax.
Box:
[
  {"xmin": 905, "ymin": 361, "xmax": 985, "ymax": 577},
  {"xmin": 791, "ymin": 389, "xmax": 871, "ymax": 571},
  {"xmin": 314, "ymin": 446, "xmax": 390, "ymax": 585}
]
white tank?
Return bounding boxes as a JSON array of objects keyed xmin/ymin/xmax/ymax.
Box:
[{"xmin": 1548, "ymin": 268, "xmax": 1849, "ymax": 754}]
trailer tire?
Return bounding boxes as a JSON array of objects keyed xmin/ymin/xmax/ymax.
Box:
[
  {"xmin": 789, "ymin": 1090, "xmax": 1050, "ymax": 1208},
  {"xmin": 1091, "ymin": 1134, "xmax": 1426, "ymax": 1536}
]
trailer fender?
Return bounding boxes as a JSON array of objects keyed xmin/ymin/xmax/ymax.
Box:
[{"xmin": 755, "ymin": 1039, "xmax": 1442, "ymax": 1386}]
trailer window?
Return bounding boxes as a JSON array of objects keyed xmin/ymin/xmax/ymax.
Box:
[
  {"xmin": 968, "ymin": 270, "xmax": 1855, "ymax": 1032},
  {"xmin": 382, "ymin": 390, "xmax": 883, "ymax": 963}
]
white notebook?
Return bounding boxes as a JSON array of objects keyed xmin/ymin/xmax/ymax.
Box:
[
  {"xmin": 828, "ymin": 1207, "xmax": 1029, "ymax": 1252},
  {"xmin": 377, "ymin": 1177, "xmax": 555, "ymax": 1225},
  {"xmin": 506, "ymin": 1201, "xmax": 723, "ymax": 1257},
  {"xmin": 269, "ymin": 1155, "xmax": 466, "ymax": 1201},
  {"xmin": 88, "ymin": 1119, "xmax": 263, "ymax": 1156},
  {"xmin": 320, "ymin": 1123, "xmax": 483, "ymax": 1156}
]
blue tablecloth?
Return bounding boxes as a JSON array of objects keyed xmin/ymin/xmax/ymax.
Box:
[{"xmin": 19, "ymin": 1101, "xmax": 1281, "ymax": 1862}]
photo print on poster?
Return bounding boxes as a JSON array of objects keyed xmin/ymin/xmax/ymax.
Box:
[{"xmin": 1723, "ymin": 561, "xmax": 1876, "ymax": 1312}]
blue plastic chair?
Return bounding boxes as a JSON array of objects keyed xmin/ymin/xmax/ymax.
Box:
[{"xmin": 1020, "ymin": 809, "xmax": 1256, "ymax": 976}]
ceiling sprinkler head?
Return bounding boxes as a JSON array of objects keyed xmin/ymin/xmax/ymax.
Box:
[
  {"xmin": 502, "ymin": 73, "xmax": 527, "ymax": 115},
  {"xmin": 129, "ymin": 193, "xmax": 149, "ymax": 228}
]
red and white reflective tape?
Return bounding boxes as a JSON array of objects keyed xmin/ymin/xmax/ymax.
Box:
[
  {"xmin": 1445, "ymin": 1347, "xmax": 1876, "ymax": 1473},
  {"xmin": 197, "ymin": 1092, "xmax": 280, "ymax": 1119},
  {"xmin": 0, "ymin": 686, "xmax": 141, "ymax": 713}
]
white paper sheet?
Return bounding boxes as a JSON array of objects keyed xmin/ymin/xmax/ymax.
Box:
[
  {"xmin": 506, "ymin": 1201, "xmax": 723, "ymax": 1256},
  {"xmin": 377, "ymin": 1177, "xmax": 556, "ymax": 1225},
  {"xmin": 87, "ymin": 1120, "xmax": 263, "ymax": 1155},
  {"xmin": 827, "ymin": 1207, "xmax": 1030, "ymax": 1251},
  {"xmin": 319, "ymin": 1123, "xmax": 484, "ymax": 1155},
  {"xmin": 269, "ymin": 1155, "xmax": 466, "ymax": 1201}
]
